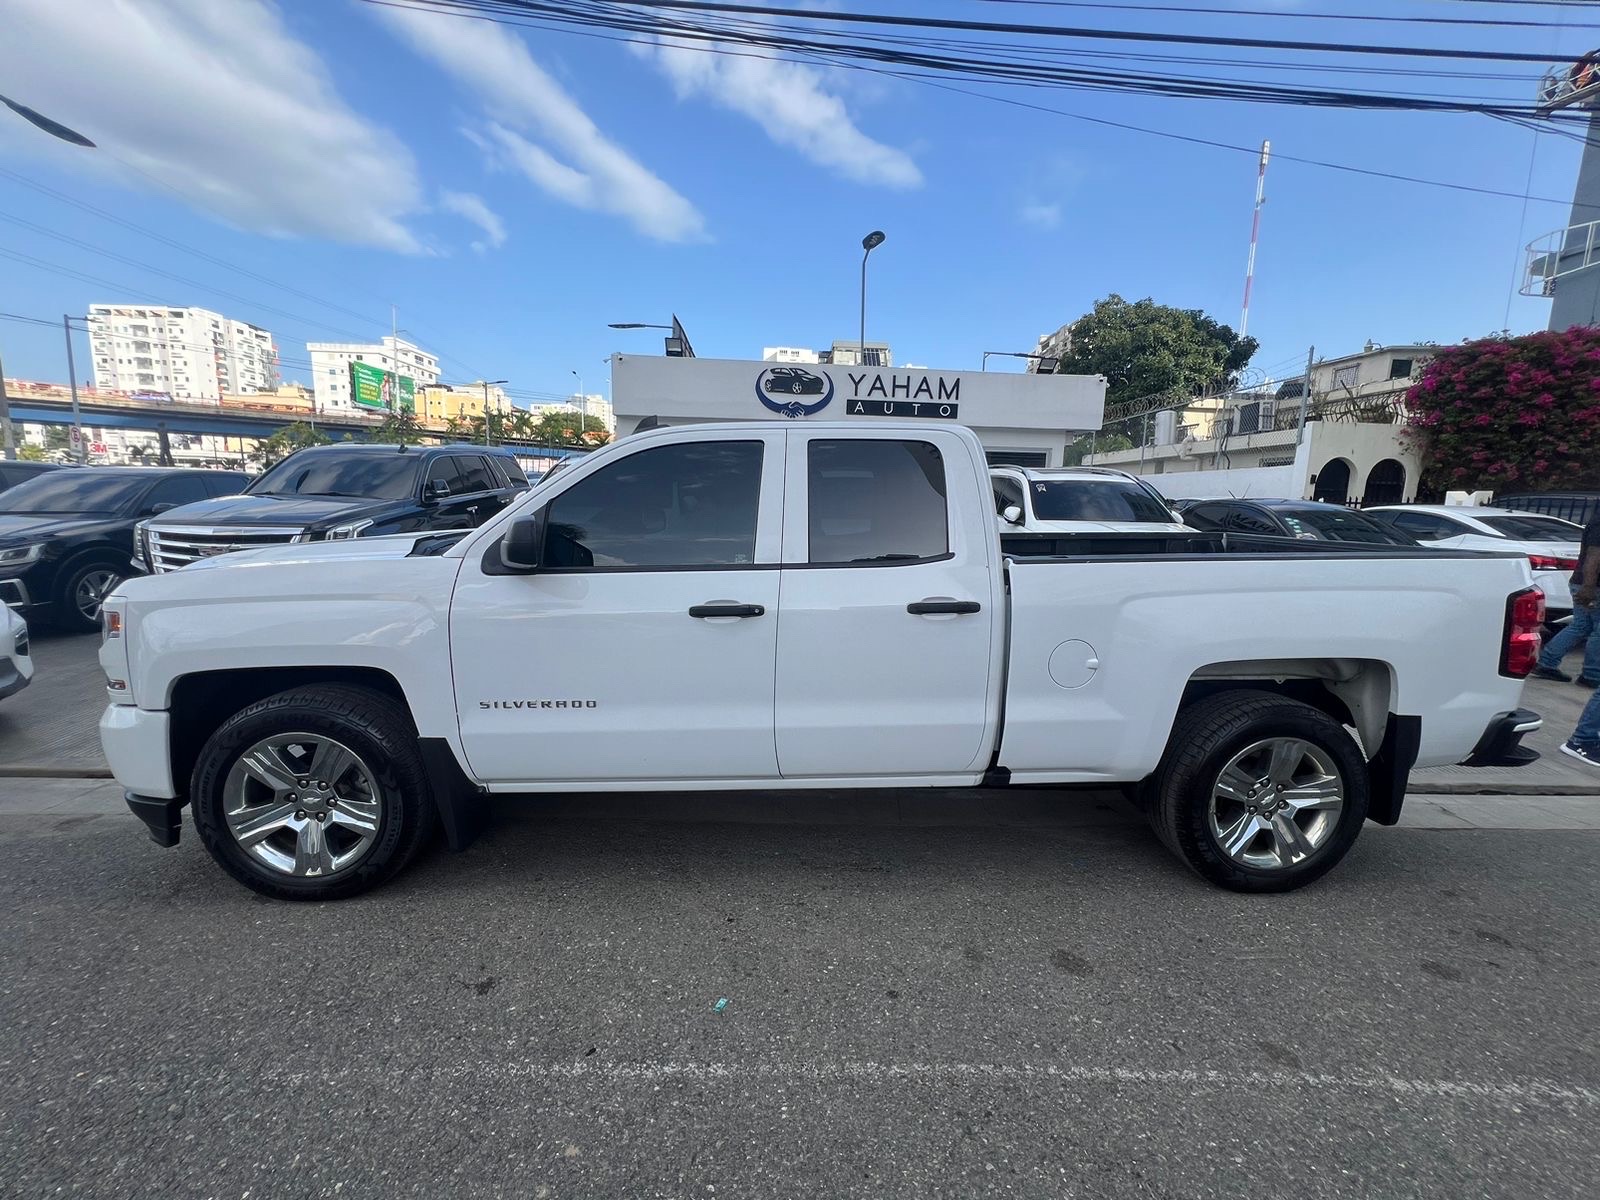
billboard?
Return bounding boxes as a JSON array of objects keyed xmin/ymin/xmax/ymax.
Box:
[{"xmin": 350, "ymin": 361, "xmax": 415, "ymax": 413}]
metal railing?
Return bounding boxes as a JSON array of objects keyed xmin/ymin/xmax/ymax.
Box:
[{"xmin": 1523, "ymin": 220, "xmax": 1600, "ymax": 297}]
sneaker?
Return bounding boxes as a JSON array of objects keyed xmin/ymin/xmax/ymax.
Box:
[
  {"xmin": 1578, "ymin": 677, "xmax": 1600, "ymax": 689},
  {"xmin": 1560, "ymin": 742, "xmax": 1600, "ymax": 768},
  {"xmin": 1532, "ymin": 665, "xmax": 1573, "ymax": 682}
]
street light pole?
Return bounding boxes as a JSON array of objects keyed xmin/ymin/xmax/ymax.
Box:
[
  {"xmin": 571, "ymin": 370, "xmax": 584, "ymax": 443},
  {"xmin": 859, "ymin": 230, "xmax": 885, "ymax": 364},
  {"xmin": 0, "ymin": 347, "xmax": 14, "ymax": 460},
  {"xmin": 63, "ymin": 314, "xmax": 84, "ymax": 463}
]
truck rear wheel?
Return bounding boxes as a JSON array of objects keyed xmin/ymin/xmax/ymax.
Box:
[
  {"xmin": 189, "ymin": 685, "xmax": 437, "ymax": 901},
  {"xmin": 1147, "ymin": 690, "xmax": 1369, "ymax": 893}
]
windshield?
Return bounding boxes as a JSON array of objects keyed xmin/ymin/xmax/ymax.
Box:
[
  {"xmin": 1029, "ymin": 479, "xmax": 1178, "ymax": 523},
  {"xmin": 250, "ymin": 451, "xmax": 421, "ymax": 501},
  {"xmin": 1480, "ymin": 515, "xmax": 1582, "ymax": 541},
  {"xmin": 1277, "ymin": 508, "xmax": 1414, "ymax": 545},
  {"xmin": 0, "ymin": 472, "xmax": 146, "ymax": 515}
]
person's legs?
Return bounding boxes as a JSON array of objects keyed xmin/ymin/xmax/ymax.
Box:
[
  {"xmin": 1539, "ymin": 601, "xmax": 1595, "ymax": 671},
  {"xmin": 1568, "ymin": 682, "xmax": 1600, "ymax": 752},
  {"xmin": 1581, "ymin": 602, "xmax": 1600, "ymax": 681}
]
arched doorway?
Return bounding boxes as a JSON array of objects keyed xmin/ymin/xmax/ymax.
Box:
[
  {"xmin": 1362, "ymin": 459, "xmax": 1407, "ymax": 506},
  {"xmin": 1312, "ymin": 458, "xmax": 1352, "ymax": 505}
]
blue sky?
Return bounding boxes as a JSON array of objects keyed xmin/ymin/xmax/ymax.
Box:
[{"xmin": 2, "ymin": 0, "xmax": 1598, "ymax": 403}]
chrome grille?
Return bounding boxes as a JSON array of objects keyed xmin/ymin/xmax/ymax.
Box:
[{"xmin": 146, "ymin": 525, "xmax": 306, "ymax": 572}]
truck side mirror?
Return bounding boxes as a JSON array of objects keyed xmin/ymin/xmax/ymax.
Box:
[
  {"xmin": 424, "ymin": 479, "xmax": 452, "ymax": 502},
  {"xmin": 1002, "ymin": 504, "xmax": 1023, "ymax": 525},
  {"xmin": 499, "ymin": 511, "xmax": 547, "ymax": 572}
]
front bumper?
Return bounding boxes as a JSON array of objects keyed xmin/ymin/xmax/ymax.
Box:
[
  {"xmin": 0, "ymin": 655, "xmax": 30, "ymax": 700},
  {"xmin": 1463, "ymin": 708, "xmax": 1543, "ymax": 767},
  {"xmin": 99, "ymin": 706, "xmax": 175, "ymax": 798},
  {"xmin": 125, "ymin": 792, "xmax": 183, "ymax": 847}
]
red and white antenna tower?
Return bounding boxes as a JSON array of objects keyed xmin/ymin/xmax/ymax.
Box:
[{"xmin": 1239, "ymin": 139, "xmax": 1270, "ymax": 339}]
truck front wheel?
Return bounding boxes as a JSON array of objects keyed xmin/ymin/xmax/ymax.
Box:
[
  {"xmin": 1146, "ymin": 690, "xmax": 1370, "ymax": 893},
  {"xmin": 189, "ymin": 685, "xmax": 437, "ymax": 901}
]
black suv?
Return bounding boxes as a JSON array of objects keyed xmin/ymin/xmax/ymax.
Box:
[
  {"xmin": 1176, "ymin": 498, "xmax": 1417, "ymax": 545},
  {"xmin": 0, "ymin": 460, "xmax": 61, "ymax": 495},
  {"xmin": 0, "ymin": 467, "xmax": 249, "ymax": 631},
  {"xmin": 133, "ymin": 443, "xmax": 533, "ymax": 575}
]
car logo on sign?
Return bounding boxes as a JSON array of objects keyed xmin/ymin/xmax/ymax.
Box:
[{"xmin": 755, "ymin": 366, "xmax": 833, "ymax": 418}]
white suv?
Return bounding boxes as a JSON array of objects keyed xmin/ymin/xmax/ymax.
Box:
[
  {"xmin": 1366, "ymin": 504, "xmax": 1583, "ymax": 624},
  {"xmin": 991, "ymin": 466, "xmax": 1189, "ymax": 535},
  {"xmin": 0, "ymin": 603, "xmax": 32, "ymax": 703}
]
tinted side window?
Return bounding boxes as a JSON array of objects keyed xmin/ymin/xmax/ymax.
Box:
[
  {"xmin": 1183, "ymin": 503, "xmax": 1229, "ymax": 531},
  {"xmin": 544, "ymin": 441, "xmax": 763, "ymax": 568},
  {"xmin": 492, "ymin": 456, "xmax": 530, "ymax": 488},
  {"xmin": 145, "ymin": 475, "xmax": 212, "ymax": 511},
  {"xmin": 425, "ymin": 457, "xmax": 461, "ymax": 495},
  {"xmin": 993, "ymin": 475, "xmax": 1024, "ymax": 516},
  {"xmin": 809, "ymin": 440, "xmax": 948, "ymax": 564},
  {"xmin": 1389, "ymin": 512, "xmax": 1456, "ymax": 541},
  {"xmin": 205, "ymin": 472, "xmax": 249, "ymax": 498},
  {"xmin": 452, "ymin": 455, "xmax": 495, "ymax": 494}
]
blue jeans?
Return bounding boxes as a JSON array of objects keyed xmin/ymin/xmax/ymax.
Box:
[
  {"xmin": 1571, "ymin": 682, "xmax": 1600, "ymax": 751},
  {"xmin": 1539, "ymin": 599, "xmax": 1600, "ymax": 679}
]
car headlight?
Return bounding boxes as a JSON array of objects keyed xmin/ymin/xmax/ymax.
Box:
[
  {"xmin": 324, "ymin": 519, "xmax": 374, "ymax": 541},
  {"xmin": 133, "ymin": 520, "xmax": 151, "ymax": 568},
  {"xmin": 0, "ymin": 543, "xmax": 44, "ymax": 570}
]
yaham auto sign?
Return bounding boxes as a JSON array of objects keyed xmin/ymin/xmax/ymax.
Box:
[
  {"xmin": 612, "ymin": 353, "xmax": 1107, "ymax": 468},
  {"xmin": 350, "ymin": 360, "xmax": 416, "ymax": 414}
]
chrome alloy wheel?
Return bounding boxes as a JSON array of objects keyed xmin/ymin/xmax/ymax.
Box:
[
  {"xmin": 75, "ymin": 569, "xmax": 120, "ymax": 624},
  {"xmin": 1207, "ymin": 737, "xmax": 1345, "ymax": 870},
  {"xmin": 223, "ymin": 734, "xmax": 383, "ymax": 877}
]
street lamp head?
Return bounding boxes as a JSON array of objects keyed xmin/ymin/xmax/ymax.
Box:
[{"xmin": 862, "ymin": 230, "xmax": 886, "ymax": 252}]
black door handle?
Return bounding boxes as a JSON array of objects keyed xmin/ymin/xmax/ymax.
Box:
[
  {"xmin": 688, "ymin": 603, "xmax": 766, "ymax": 618},
  {"xmin": 907, "ymin": 598, "xmax": 981, "ymax": 615}
]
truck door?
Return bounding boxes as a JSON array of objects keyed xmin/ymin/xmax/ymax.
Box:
[
  {"xmin": 774, "ymin": 430, "xmax": 1001, "ymax": 779},
  {"xmin": 449, "ymin": 431, "xmax": 786, "ymax": 785}
]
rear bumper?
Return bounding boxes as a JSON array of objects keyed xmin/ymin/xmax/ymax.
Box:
[{"xmin": 1463, "ymin": 708, "xmax": 1542, "ymax": 767}]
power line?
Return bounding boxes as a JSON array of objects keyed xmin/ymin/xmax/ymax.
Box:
[{"xmin": 968, "ymin": 0, "xmax": 1600, "ymax": 29}]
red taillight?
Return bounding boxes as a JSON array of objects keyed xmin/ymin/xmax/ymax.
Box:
[
  {"xmin": 1502, "ymin": 586, "xmax": 1545, "ymax": 678},
  {"xmin": 1528, "ymin": 554, "xmax": 1579, "ymax": 572}
]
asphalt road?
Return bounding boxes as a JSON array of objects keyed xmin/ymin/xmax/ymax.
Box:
[{"xmin": 3, "ymin": 800, "xmax": 1597, "ymax": 1198}]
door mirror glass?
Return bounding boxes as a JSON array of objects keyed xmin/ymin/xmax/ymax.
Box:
[
  {"xmin": 145, "ymin": 502, "xmax": 177, "ymax": 515},
  {"xmin": 424, "ymin": 478, "xmax": 452, "ymax": 502},
  {"xmin": 1001, "ymin": 504, "xmax": 1023, "ymax": 525},
  {"xmin": 499, "ymin": 512, "xmax": 546, "ymax": 571}
]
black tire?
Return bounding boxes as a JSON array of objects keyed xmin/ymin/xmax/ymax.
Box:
[
  {"xmin": 1146, "ymin": 689, "xmax": 1369, "ymax": 893},
  {"xmin": 190, "ymin": 685, "xmax": 437, "ymax": 901},
  {"xmin": 56, "ymin": 557, "xmax": 124, "ymax": 633}
]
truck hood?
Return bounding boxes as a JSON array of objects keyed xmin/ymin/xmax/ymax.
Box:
[
  {"xmin": 0, "ymin": 512, "xmax": 123, "ymax": 544},
  {"xmin": 175, "ymin": 533, "xmax": 444, "ymax": 572},
  {"xmin": 149, "ymin": 493, "xmax": 400, "ymax": 528}
]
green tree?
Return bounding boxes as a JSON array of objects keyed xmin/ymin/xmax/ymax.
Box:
[
  {"xmin": 17, "ymin": 443, "xmax": 47, "ymax": 462},
  {"xmin": 1055, "ymin": 295, "xmax": 1258, "ymax": 455},
  {"xmin": 531, "ymin": 410, "xmax": 610, "ymax": 446},
  {"xmin": 250, "ymin": 421, "xmax": 331, "ymax": 469},
  {"xmin": 372, "ymin": 409, "xmax": 425, "ymax": 446}
]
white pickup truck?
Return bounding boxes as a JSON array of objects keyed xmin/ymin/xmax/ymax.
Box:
[{"xmin": 100, "ymin": 422, "xmax": 1543, "ymax": 901}]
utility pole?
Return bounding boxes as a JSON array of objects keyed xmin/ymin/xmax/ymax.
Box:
[
  {"xmin": 1296, "ymin": 345, "xmax": 1314, "ymax": 446},
  {"xmin": 0, "ymin": 346, "xmax": 15, "ymax": 460},
  {"xmin": 63, "ymin": 314, "xmax": 84, "ymax": 463}
]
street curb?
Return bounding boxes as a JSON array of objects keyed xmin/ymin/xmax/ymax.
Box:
[
  {"xmin": 0, "ymin": 767, "xmax": 113, "ymax": 779},
  {"xmin": 1408, "ymin": 781, "xmax": 1599, "ymax": 797}
]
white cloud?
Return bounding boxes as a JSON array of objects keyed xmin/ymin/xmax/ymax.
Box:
[
  {"xmin": 1020, "ymin": 202, "xmax": 1062, "ymax": 230},
  {"xmin": 1, "ymin": 0, "xmax": 424, "ymax": 252},
  {"xmin": 647, "ymin": 38, "xmax": 922, "ymax": 189},
  {"xmin": 375, "ymin": 5, "xmax": 705, "ymax": 243},
  {"xmin": 440, "ymin": 190, "xmax": 507, "ymax": 254}
]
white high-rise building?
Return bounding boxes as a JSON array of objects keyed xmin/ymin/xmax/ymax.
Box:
[
  {"xmin": 307, "ymin": 337, "xmax": 441, "ymax": 413},
  {"xmin": 86, "ymin": 304, "xmax": 277, "ymax": 400}
]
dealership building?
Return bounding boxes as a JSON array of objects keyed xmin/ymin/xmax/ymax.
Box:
[{"xmin": 610, "ymin": 355, "xmax": 1106, "ymax": 467}]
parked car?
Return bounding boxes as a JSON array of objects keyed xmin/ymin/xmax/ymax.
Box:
[
  {"xmin": 1366, "ymin": 505, "xmax": 1583, "ymax": 628},
  {"xmin": 763, "ymin": 367, "xmax": 826, "ymax": 396},
  {"xmin": 131, "ymin": 443, "xmax": 532, "ymax": 574},
  {"xmin": 0, "ymin": 467, "xmax": 248, "ymax": 631},
  {"xmin": 1178, "ymin": 498, "xmax": 1418, "ymax": 546},
  {"xmin": 102, "ymin": 422, "xmax": 1539, "ymax": 901},
  {"xmin": 992, "ymin": 466, "xmax": 1189, "ymax": 534},
  {"xmin": 0, "ymin": 603, "xmax": 31, "ymax": 701},
  {"xmin": 0, "ymin": 460, "xmax": 61, "ymax": 495}
]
